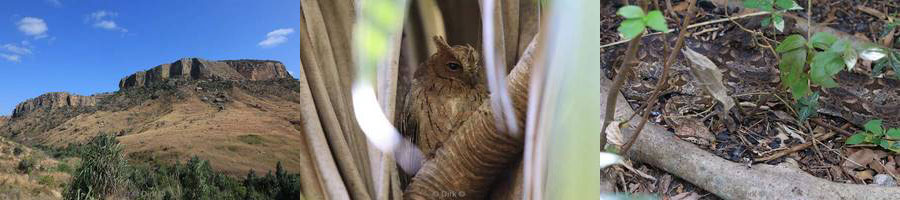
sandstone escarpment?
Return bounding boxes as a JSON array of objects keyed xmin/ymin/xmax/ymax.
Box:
[
  {"xmin": 12, "ymin": 92, "xmax": 101, "ymax": 118},
  {"xmin": 119, "ymin": 58, "xmax": 292, "ymax": 89}
]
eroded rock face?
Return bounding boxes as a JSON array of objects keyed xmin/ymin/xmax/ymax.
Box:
[
  {"xmin": 0, "ymin": 116, "xmax": 7, "ymax": 126},
  {"xmin": 12, "ymin": 92, "xmax": 99, "ymax": 118},
  {"xmin": 119, "ymin": 58, "xmax": 292, "ymax": 89}
]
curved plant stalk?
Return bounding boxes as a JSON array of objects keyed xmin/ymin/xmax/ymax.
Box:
[
  {"xmin": 538, "ymin": 0, "xmax": 606, "ymax": 199},
  {"xmin": 351, "ymin": 0, "xmax": 424, "ymax": 175},
  {"xmin": 482, "ymin": 0, "xmax": 522, "ymax": 137},
  {"xmin": 620, "ymin": 0, "xmax": 696, "ymax": 155}
]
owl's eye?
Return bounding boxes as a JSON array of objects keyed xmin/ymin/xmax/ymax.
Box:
[{"xmin": 447, "ymin": 63, "xmax": 461, "ymax": 71}]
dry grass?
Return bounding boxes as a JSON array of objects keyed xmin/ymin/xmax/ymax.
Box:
[
  {"xmin": 0, "ymin": 137, "xmax": 68, "ymax": 200},
  {"xmin": 8, "ymin": 81, "xmax": 306, "ymax": 177}
]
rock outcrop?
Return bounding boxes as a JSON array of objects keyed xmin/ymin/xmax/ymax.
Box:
[
  {"xmin": 0, "ymin": 116, "xmax": 7, "ymax": 126},
  {"xmin": 119, "ymin": 58, "xmax": 292, "ymax": 89},
  {"xmin": 12, "ymin": 92, "xmax": 100, "ymax": 118}
]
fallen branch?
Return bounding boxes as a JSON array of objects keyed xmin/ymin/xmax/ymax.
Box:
[
  {"xmin": 619, "ymin": 99, "xmax": 900, "ymax": 199},
  {"xmin": 754, "ymin": 123, "xmax": 849, "ymax": 162}
]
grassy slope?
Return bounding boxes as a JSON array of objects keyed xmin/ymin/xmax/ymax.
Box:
[
  {"xmin": 3, "ymin": 80, "xmax": 306, "ymax": 177},
  {"xmin": 0, "ymin": 136, "xmax": 70, "ymax": 200}
]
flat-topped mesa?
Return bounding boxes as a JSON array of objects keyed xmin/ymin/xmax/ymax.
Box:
[
  {"xmin": 12, "ymin": 92, "xmax": 99, "ymax": 118},
  {"xmin": 119, "ymin": 58, "xmax": 293, "ymax": 89}
]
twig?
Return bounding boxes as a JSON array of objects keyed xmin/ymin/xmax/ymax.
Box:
[
  {"xmin": 755, "ymin": 123, "xmax": 850, "ymax": 162},
  {"xmin": 599, "ymin": 11, "xmax": 771, "ymax": 49},
  {"xmin": 810, "ymin": 119, "xmax": 854, "ymax": 136},
  {"xmin": 601, "ymin": 0, "xmax": 651, "ymax": 150},
  {"xmin": 620, "ymin": 0, "xmax": 697, "ymax": 155}
]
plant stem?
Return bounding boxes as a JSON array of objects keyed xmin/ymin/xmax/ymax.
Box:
[{"xmin": 620, "ymin": 0, "xmax": 697, "ymax": 155}]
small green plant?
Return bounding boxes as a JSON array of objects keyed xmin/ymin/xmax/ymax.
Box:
[
  {"xmin": 17, "ymin": 157, "xmax": 35, "ymax": 174},
  {"xmin": 616, "ymin": 5, "xmax": 668, "ymax": 40},
  {"xmin": 743, "ymin": 0, "xmax": 802, "ymax": 32},
  {"xmin": 846, "ymin": 119, "xmax": 900, "ymax": 152}
]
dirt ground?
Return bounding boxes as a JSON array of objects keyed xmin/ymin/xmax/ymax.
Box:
[{"xmin": 602, "ymin": 1, "xmax": 900, "ymax": 199}]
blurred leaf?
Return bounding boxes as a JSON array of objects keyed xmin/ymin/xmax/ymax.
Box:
[
  {"xmin": 846, "ymin": 133, "xmax": 868, "ymax": 145},
  {"xmin": 776, "ymin": 35, "xmax": 807, "ymax": 53},
  {"xmin": 682, "ymin": 47, "xmax": 735, "ymax": 113},
  {"xmin": 865, "ymin": 119, "xmax": 885, "ymax": 135},
  {"xmin": 887, "ymin": 128, "xmax": 900, "ymax": 139},
  {"xmin": 880, "ymin": 140, "xmax": 893, "ymax": 150},
  {"xmin": 810, "ymin": 52, "xmax": 840, "ymax": 87},
  {"xmin": 843, "ymin": 47, "xmax": 858, "ymax": 70},
  {"xmin": 811, "ymin": 32, "xmax": 838, "ymax": 49},
  {"xmin": 618, "ymin": 18, "xmax": 646, "ymax": 40},
  {"xmin": 775, "ymin": 0, "xmax": 802, "ymax": 10},
  {"xmin": 859, "ymin": 47, "xmax": 887, "ymax": 61},
  {"xmin": 761, "ymin": 17, "xmax": 772, "ymax": 27},
  {"xmin": 873, "ymin": 51, "xmax": 900, "ymax": 79},
  {"xmin": 645, "ymin": 11, "xmax": 668, "ymax": 32},
  {"xmin": 778, "ymin": 45, "xmax": 809, "ymax": 98},
  {"xmin": 773, "ymin": 13, "xmax": 785, "ymax": 32},
  {"xmin": 617, "ymin": 5, "xmax": 645, "ymax": 19},
  {"xmin": 828, "ymin": 39, "xmax": 851, "ymax": 53},
  {"xmin": 794, "ymin": 92, "xmax": 818, "ymax": 121},
  {"xmin": 743, "ymin": 0, "xmax": 763, "ymax": 9}
]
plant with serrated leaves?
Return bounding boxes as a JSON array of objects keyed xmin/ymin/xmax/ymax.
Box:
[
  {"xmin": 846, "ymin": 119, "xmax": 900, "ymax": 153},
  {"xmin": 776, "ymin": 32, "xmax": 888, "ymax": 120},
  {"xmin": 743, "ymin": 0, "xmax": 803, "ymax": 32},
  {"xmin": 777, "ymin": 32, "xmax": 886, "ymax": 98},
  {"xmin": 616, "ymin": 5, "xmax": 668, "ymax": 40}
]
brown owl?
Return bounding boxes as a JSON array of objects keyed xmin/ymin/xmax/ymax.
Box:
[{"xmin": 399, "ymin": 36, "xmax": 488, "ymax": 160}]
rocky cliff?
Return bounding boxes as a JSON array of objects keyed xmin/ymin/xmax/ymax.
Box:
[
  {"xmin": 12, "ymin": 92, "xmax": 101, "ymax": 118},
  {"xmin": 0, "ymin": 116, "xmax": 7, "ymax": 126},
  {"xmin": 119, "ymin": 58, "xmax": 292, "ymax": 89}
]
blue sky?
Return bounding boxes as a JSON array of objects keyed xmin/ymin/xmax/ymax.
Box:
[{"xmin": 0, "ymin": 0, "xmax": 302, "ymax": 115}]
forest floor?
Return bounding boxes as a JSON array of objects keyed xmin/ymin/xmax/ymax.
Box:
[{"xmin": 601, "ymin": 1, "xmax": 900, "ymax": 199}]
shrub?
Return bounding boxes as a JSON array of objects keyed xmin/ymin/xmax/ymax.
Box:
[
  {"xmin": 63, "ymin": 134, "xmax": 130, "ymax": 200},
  {"xmin": 17, "ymin": 157, "xmax": 34, "ymax": 174}
]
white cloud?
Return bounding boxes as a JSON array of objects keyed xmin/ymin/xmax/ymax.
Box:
[
  {"xmin": 2, "ymin": 44, "xmax": 32, "ymax": 55},
  {"xmin": 258, "ymin": 28, "xmax": 294, "ymax": 48},
  {"xmin": 17, "ymin": 17, "xmax": 48, "ymax": 39},
  {"xmin": 46, "ymin": 0, "xmax": 62, "ymax": 7},
  {"xmin": 1, "ymin": 54, "xmax": 21, "ymax": 63},
  {"xmin": 86, "ymin": 11, "xmax": 127, "ymax": 33},
  {"xmin": 88, "ymin": 10, "xmax": 117, "ymax": 21}
]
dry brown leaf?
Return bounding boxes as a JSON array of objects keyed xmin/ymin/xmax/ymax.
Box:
[
  {"xmin": 682, "ymin": 47, "xmax": 735, "ymax": 114},
  {"xmin": 672, "ymin": 1, "xmax": 690, "ymax": 13},
  {"xmin": 670, "ymin": 192, "xmax": 702, "ymax": 200},
  {"xmin": 856, "ymin": 5, "xmax": 888, "ymax": 19},
  {"xmin": 856, "ymin": 169, "xmax": 875, "ymax": 181},
  {"xmin": 674, "ymin": 119, "xmax": 716, "ymax": 143},
  {"xmin": 658, "ymin": 174, "xmax": 673, "ymax": 194},
  {"xmin": 843, "ymin": 148, "xmax": 877, "ymax": 170}
]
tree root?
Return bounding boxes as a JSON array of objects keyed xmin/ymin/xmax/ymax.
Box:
[{"xmin": 620, "ymin": 105, "xmax": 900, "ymax": 199}]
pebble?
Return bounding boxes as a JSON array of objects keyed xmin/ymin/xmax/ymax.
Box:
[{"xmin": 873, "ymin": 174, "xmax": 897, "ymax": 187}]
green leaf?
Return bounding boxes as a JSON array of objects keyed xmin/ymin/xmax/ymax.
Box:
[
  {"xmin": 743, "ymin": 0, "xmax": 763, "ymax": 9},
  {"xmin": 794, "ymin": 92, "xmax": 819, "ymax": 121},
  {"xmin": 644, "ymin": 11, "xmax": 668, "ymax": 32},
  {"xmin": 617, "ymin": 5, "xmax": 645, "ymax": 19},
  {"xmin": 846, "ymin": 133, "xmax": 868, "ymax": 145},
  {"xmin": 617, "ymin": 18, "xmax": 646, "ymax": 40},
  {"xmin": 864, "ymin": 119, "xmax": 885, "ymax": 135},
  {"xmin": 887, "ymin": 128, "xmax": 900, "ymax": 139},
  {"xmin": 789, "ymin": 77, "xmax": 810, "ymax": 99},
  {"xmin": 776, "ymin": 35, "xmax": 807, "ymax": 53},
  {"xmin": 827, "ymin": 39, "xmax": 851, "ymax": 53},
  {"xmin": 778, "ymin": 48, "xmax": 809, "ymax": 98},
  {"xmin": 773, "ymin": 13, "xmax": 785, "ymax": 32},
  {"xmin": 810, "ymin": 51, "xmax": 841, "ymax": 87},
  {"xmin": 775, "ymin": 0, "xmax": 803, "ymax": 10},
  {"xmin": 810, "ymin": 32, "xmax": 838, "ymax": 49},
  {"xmin": 843, "ymin": 47, "xmax": 858, "ymax": 70},
  {"xmin": 880, "ymin": 140, "xmax": 893, "ymax": 150},
  {"xmin": 809, "ymin": 61, "xmax": 838, "ymax": 88},
  {"xmin": 873, "ymin": 51, "xmax": 900, "ymax": 79},
  {"xmin": 761, "ymin": 17, "xmax": 772, "ymax": 27}
]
